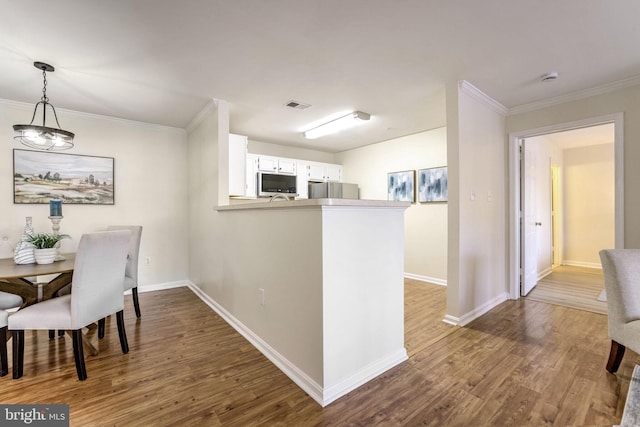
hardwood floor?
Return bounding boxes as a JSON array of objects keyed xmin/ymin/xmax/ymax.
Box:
[
  {"xmin": 0, "ymin": 280, "xmax": 635, "ymax": 426},
  {"xmin": 526, "ymin": 265, "xmax": 608, "ymax": 315}
]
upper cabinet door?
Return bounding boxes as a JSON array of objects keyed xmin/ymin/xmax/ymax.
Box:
[
  {"xmin": 257, "ymin": 156, "xmax": 279, "ymax": 172},
  {"xmin": 307, "ymin": 163, "xmax": 325, "ymax": 181},
  {"xmin": 307, "ymin": 162, "xmax": 342, "ymax": 182},
  {"xmin": 277, "ymin": 158, "xmax": 297, "ymax": 175},
  {"xmin": 257, "ymin": 156, "xmax": 297, "ymax": 175},
  {"xmin": 325, "ymin": 164, "xmax": 342, "ymax": 182}
]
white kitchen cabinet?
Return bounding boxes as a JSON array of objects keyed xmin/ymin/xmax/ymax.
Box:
[
  {"xmin": 257, "ymin": 156, "xmax": 297, "ymax": 175},
  {"xmin": 257, "ymin": 156, "xmax": 278, "ymax": 173},
  {"xmin": 297, "ymin": 161, "xmax": 343, "ymax": 199},
  {"xmin": 307, "ymin": 162, "xmax": 342, "ymax": 182},
  {"xmin": 307, "ymin": 163, "xmax": 325, "ymax": 181},
  {"xmin": 297, "ymin": 162, "xmax": 310, "ymax": 199},
  {"xmin": 325, "ymin": 164, "xmax": 342, "ymax": 182},
  {"xmin": 277, "ymin": 158, "xmax": 297, "ymax": 174},
  {"xmin": 229, "ymin": 134, "xmax": 248, "ymax": 197},
  {"xmin": 245, "ymin": 153, "xmax": 257, "ymax": 198}
]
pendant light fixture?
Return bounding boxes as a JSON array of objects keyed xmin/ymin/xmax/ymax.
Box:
[{"xmin": 13, "ymin": 61, "xmax": 74, "ymax": 151}]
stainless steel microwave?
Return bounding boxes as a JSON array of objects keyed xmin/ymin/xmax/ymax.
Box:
[{"xmin": 257, "ymin": 172, "xmax": 297, "ymax": 197}]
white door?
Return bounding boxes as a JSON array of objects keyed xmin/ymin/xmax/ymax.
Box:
[{"xmin": 521, "ymin": 140, "xmax": 539, "ymax": 296}]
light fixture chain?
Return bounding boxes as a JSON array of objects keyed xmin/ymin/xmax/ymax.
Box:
[{"xmin": 41, "ymin": 68, "xmax": 49, "ymax": 103}]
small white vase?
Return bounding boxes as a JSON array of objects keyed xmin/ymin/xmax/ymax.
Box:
[
  {"xmin": 34, "ymin": 248, "xmax": 58, "ymax": 265},
  {"xmin": 13, "ymin": 216, "xmax": 36, "ymax": 265}
]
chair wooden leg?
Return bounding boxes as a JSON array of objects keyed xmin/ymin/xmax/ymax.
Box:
[
  {"xmin": 0, "ymin": 326, "xmax": 7, "ymax": 377},
  {"xmin": 132, "ymin": 287, "xmax": 141, "ymax": 318},
  {"xmin": 72, "ymin": 329, "xmax": 87, "ymax": 381},
  {"xmin": 11, "ymin": 330, "xmax": 24, "ymax": 379},
  {"xmin": 50, "ymin": 329, "xmax": 65, "ymax": 338},
  {"xmin": 606, "ymin": 340, "xmax": 626, "ymax": 373},
  {"xmin": 98, "ymin": 318, "xmax": 106, "ymax": 339},
  {"xmin": 116, "ymin": 310, "xmax": 129, "ymax": 354}
]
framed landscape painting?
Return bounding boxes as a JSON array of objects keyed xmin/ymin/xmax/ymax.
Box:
[
  {"xmin": 13, "ymin": 149, "xmax": 115, "ymax": 205},
  {"xmin": 418, "ymin": 166, "xmax": 448, "ymax": 202},
  {"xmin": 387, "ymin": 170, "xmax": 415, "ymax": 203}
]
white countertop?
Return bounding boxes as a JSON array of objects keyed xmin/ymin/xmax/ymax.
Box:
[{"xmin": 217, "ymin": 198, "xmax": 410, "ymax": 211}]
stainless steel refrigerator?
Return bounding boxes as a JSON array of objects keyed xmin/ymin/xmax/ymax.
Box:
[{"xmin": 308, "ymin": 182, "xmax": 359, "ymax": 199}]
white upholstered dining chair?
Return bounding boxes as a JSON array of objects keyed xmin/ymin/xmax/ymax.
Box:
[
  {"xmin": 599, "ymin": 249, "xmax": 640, "ymax": 373},
  {"xmin": 107, "ymin": 225, "xmax": 143, "ymax": 318},
  {"xmin": 0, "ymin": 292, "xmax": 23, "ymax": 310},
  {"xmin": 0, "ymin": 310, "xmax": 8, "ymax": 376},
  {"xmin": 9, "ymin": 230, "xmax": 131, "ymax": 380}
]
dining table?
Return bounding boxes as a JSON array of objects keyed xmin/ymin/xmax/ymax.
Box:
[
  {"xmin": 0, "ymin": 254, "xmax": 100, "ymax": 356},
  {"xmin": 0, "ymin": 254, "xmax": 75, "ymax": 308}
]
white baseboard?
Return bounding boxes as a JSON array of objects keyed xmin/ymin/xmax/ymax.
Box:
[
  {"xmin": 537, "ymin": 267, "xmax": 553, "ymax": 281},
  {"xmin": 186, "ymin": 281, "xmax": 406, "ymax": 407},
  {"xmin": 443, "ymin": 292, "xmax": 509, "ymax": 326},
  {"xmin": 128, "ymin": 280, "xmax": 188, "ymax": 294},
  {"xmin": 404, "ymin": 273, "xmax": 447, "ymax": 286},
  {"xmin": 186, "ymin": 282, "xmax": 325, "ymax": 405},
  {"xmin": 322, "ymin": 348, "xmax": 407, "ymax": 406},
  {"xmin": 562, "ymin": 260, "xmax": 602, "ymax": 270}
]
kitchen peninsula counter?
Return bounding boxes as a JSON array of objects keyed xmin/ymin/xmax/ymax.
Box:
[
  {"xmin": 212, "ymin": 198, "xmax": 409, "ymax": 406},
  {"xmin": 217, "ymin": 197, "xmax": 408, "ymax": 210}
]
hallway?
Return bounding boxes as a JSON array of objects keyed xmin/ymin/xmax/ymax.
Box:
[{"xmin": 525, "ymin": 265, "xmax": 607, "ymax": 315}]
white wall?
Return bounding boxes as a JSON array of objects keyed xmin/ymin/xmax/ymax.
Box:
[
  {"xmin": 336, "ymin": 129, "xmax": 448, "ymax": 284},
  {"xmin": 0, "ymin": 99, "xmax": 189, "ymax": 286},
  {"xmin": 563, "ymin": 143, "xmax": 615, "ymax": 266},
  {"xmin": 445, "ymin": 82, "xmax": 508, "ymax": 325}
]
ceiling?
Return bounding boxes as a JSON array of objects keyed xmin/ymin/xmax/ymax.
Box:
[
  {"xmin": 527, "ymin": 123, "xmax": 615, "ymax": 150},
  {"xmin": 1, "ymin": 1, "xmax": 639, "ymax": 153}
]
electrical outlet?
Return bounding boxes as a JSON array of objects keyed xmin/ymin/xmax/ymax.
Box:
[
  {"xmin": 145, "ymin": 257, "xmax": 151, "ymax": 265},
  {"xmin": 259, "ymin": 288, "xmax": 265, "ymax": 305}
]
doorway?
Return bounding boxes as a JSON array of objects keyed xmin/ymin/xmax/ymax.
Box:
[{"xmin": 508, "ymin": 114, "xmax": 624, "ymax": 300}]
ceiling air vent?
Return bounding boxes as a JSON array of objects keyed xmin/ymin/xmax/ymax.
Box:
[{"xmin": 285, "ymin": 100, "xmax": 311, "ymax": 110}]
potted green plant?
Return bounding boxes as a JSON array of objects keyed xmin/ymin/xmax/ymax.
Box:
[{"xmin": 26, "ymin": 233, "xmax": 70, "ymax": 264}]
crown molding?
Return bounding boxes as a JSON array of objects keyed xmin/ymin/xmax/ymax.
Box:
[
  {"xmin": 185, "ymin": 99, "xmax": 219, "ymax": 133},
  {"xmin": 458, "ymin": 80, "xmax": 508, "ymax": 116},
  {"xmin": 508, "ymin": 74, "xmax": 640, "ymax": 116},
  {"xmin": 0, "ymin": 98, "xmax": 185, "ymax": 134}
]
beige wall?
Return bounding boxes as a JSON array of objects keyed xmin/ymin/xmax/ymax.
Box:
[
  {"xmin": 0, "ymin": 99, "xmax": 189, "ymax": 286},
  {"xmin": 187, "ymin": 101, "xmax": 226, "ymax": 289},
  {"xmin": 445, "ymin": 82, "xmax": 508, "ymax": 324},
  {"xmin": 563, "ymin": 143, "xmax": 615, "ymax": 266},
  {"xmin": 190, "ymin": 108, "xmax": 409, "ymax": 404},
  {"xmin": 336, "ymin": 128, "xmax": 448, "ymax": 284}
]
